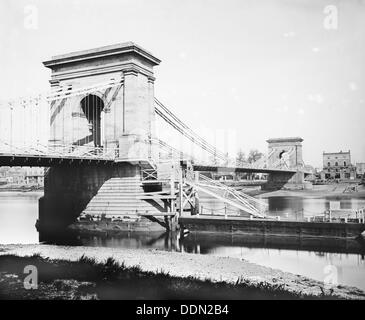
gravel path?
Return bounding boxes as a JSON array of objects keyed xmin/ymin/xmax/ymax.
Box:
[{"xmin": 1, "ymin": 244, "xmax": 364, "ymax": 299}]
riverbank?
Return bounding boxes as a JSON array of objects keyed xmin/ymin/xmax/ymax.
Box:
[{"xmin": 0, "ymin": 244, "xmax": 364, "ymax": 299}]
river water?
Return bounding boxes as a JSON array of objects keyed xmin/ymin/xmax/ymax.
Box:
[{"xmin": 0, "ymin": 191, "xmax": 365, "ymax": 291}]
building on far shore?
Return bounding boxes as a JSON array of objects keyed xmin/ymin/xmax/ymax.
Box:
[
  {"xmin": 320, "ymin": 150, "xmax": 356, "ymax": 180},
  {"xmin": 0, "ymin": 167, "xmax": 44, "ymax": 186},
  {"xmin": 356, "ymin": 163, "xmax": 365, "ymax": 179},
  {"xmin": 0, "ymin": 167, "xmax": 26, "ymax": 184},
  {"xmin": 25, "ymin": 167, "xmax": 44, "ymax": 185}
]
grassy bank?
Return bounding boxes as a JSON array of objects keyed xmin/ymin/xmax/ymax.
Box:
[{"xmin": 0, "ymin": 254, "xmax": 341, "ymax": 300}]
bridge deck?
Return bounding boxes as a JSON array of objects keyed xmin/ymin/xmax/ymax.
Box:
[
  {"xmin": 0, "ymin": 153, "xmax": 116, "ymax": 167},
  {"xmin": 192, "ymin": 164, "xmax": 298, "ymax": 174},
  {"xmin": 0, "ymin": 154, "xmax": 304, "ymax": 174}
]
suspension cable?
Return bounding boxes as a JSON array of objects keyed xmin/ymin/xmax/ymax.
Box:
[
  {"xmin": 155, "ymin": 99, "xmax": 227, "ymax": 161},
  {"xmin": 155, "ymin": 98, "xmax": 226, "ymax": 158}
]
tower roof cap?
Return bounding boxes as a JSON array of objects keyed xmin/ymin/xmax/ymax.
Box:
[{"xmin": 43, "ymin": 42, "xmax": 161, "ymax": 68}]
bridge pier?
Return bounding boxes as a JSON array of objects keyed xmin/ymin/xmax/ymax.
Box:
[
  {"xmin": 37, "ymin": 163, "xmax": 141, "ymax": 236},
  {"xmin": 263, "ymin": 170, "xmax": 307, "ymax": 190}
]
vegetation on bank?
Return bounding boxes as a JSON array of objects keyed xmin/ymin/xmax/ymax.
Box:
[{"xmin": 0, "ymin": 254, "xmax": 342, "ymax": 300}]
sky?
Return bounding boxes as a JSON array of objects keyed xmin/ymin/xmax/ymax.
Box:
[{"xmin": 0, "ymin": 0, "xmax": 364, "ymax": 167}]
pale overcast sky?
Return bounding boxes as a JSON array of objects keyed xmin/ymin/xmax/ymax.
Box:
[{"xmin": 0, "ymin": 0, "xmax": 364, "ymax": 167}]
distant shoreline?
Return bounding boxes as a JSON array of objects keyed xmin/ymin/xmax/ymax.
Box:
[
  {"xmin": 0, "ymin": 186, "xmax": 44, "ymax": 193},
  {"xmin": 252, "ymin": 183, "xmax": 365, "ymax": 199}
]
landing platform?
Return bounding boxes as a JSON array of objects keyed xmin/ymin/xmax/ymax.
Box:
[{"xmin": 179, "ymin": 215, "xmax": 365, "ymax": 240}]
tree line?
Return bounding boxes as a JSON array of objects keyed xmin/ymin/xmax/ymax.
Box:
[{"xmin": 236, "ymin": 149, "xmax": 264, "ymax": 166}]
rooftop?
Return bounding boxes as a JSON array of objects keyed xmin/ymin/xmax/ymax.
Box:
[
  {"xmin": 266, "ymin": 137, "xmax": 303, "ymax": 143},
  {"xmin": 43, "ymin": 42, "xmax": 161, "ymax": 68},
  {"xmin": 323, "ymin": 151, "xmax": 350, "ymax": 155}
]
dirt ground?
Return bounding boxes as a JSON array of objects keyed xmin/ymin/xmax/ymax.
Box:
[{"xmin": 1, "ymin": 244, "xmax": 364, "ymax": 299}]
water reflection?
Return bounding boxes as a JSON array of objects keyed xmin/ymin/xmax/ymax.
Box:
[
  {"xmin": 201, "ymin": 195, "xmax": 365, "ymax": 220},
  {"xmin": 73, "ymin": 231, "xmax": 365, "ymax": 255},
  {"xmin": 71, "ymin": 230, "xmax": 365, "ymax": 290},
  {"xmin": 261, "ymin": 196, "xmax": 365, "ymax": 220}
]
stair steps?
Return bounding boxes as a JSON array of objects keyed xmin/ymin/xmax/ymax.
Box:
[{"xmin": 82, "ymin": 176, "xmax": 169, "ymax": 217}]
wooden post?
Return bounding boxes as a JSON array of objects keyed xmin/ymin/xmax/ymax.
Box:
[
  {"xmin": 179, "ymin": 167, "xmax": 183, "ymax": 218},
  {"xmin": 195, "ymin": 171, "xmax": 199, "ymax": 184},
  {"xmin": 170, "ymin": 162, "xmax": 175, "ymax": 214},
  {"xmin": 170, "ymin": 163, "xmax": 175, "ymax": 196}
]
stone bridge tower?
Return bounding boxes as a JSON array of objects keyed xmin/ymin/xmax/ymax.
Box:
[
  {"xmin": 39, "ymin": 43, "xmax": 162, "ymax": 236},
  {"xmin": 267, "ymin": 137, "xmax": 304, "ymax": 169},
  {"xmin": 43, "ymin": 42, "xmax": 160, "ymax": 159},
  {"xmin": 264, "ymin": 137, "xmax": 308, "ymax": 190}
]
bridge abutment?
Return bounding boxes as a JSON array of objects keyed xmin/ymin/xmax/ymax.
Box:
[{"xmin": 37, "ymin": 163, "xmax": 141, "ymax": 235}]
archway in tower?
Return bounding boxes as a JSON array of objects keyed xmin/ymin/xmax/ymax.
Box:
[{"xmin": 80, "ymin": 95, "xmax": 104, "ymax": 147}]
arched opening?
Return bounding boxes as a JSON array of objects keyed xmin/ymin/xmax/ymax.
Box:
[
  {"xmin": 279, "ymin": 150, "xmax": 286, "ymax": 159},
  {"xmin": 80, "ymin": 95, "xmax": 104, "ymax": 147}
]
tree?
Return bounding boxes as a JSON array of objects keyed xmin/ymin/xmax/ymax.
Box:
[
  {"xmin": 247, "ymin": 149, "xmax": 263, "ymax": 164},
  {"xmin": 247, "ymin": 149, "xmax": 264, "ymax": 180},
  {"xmin": 222, "ymin": 152, "xmax": 231, "ymax": 167},
  {"xmin": 208, "ymin": 155, "xmax": 220, "ymax": 166},
  {"xmin": 235, "ymin": 150, "xmax": 247, "ymax": 180},
  {"xmin": 236, "ymin": 150, "xmax": 247, "ymax": 167}
]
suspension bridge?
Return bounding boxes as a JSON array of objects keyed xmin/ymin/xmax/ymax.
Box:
[
  {"xmin": 0, "ymin": 42, "xmax": 312, "ymax": 233},
  {"xmin": 0, "ymin": 88, "xmax": 299, "ymax": 172}
]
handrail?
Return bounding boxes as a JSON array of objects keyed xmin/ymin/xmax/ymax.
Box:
[
  {"xmin": 184, "ymin": 173, "xmax": 267, "ymax": 218},
  {"xmin": 185, "ymin": 179, "xmax": 266, "ymax": 218},
  {"xmin": 198, "ymin": 174, "xmax": 268, "ymax": 208}
]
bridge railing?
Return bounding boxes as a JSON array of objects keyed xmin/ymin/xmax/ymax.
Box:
[{"xmin": 0, "ymin": 140, "xmax": 119, "ymax": 161}]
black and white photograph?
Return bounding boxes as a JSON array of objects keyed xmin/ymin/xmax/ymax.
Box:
[{"xmin": 0, "ymin": 0, "xmax": 365, "ymax": 308}]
